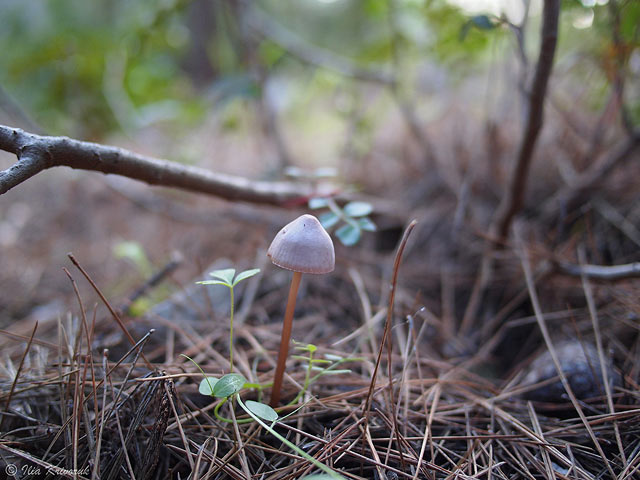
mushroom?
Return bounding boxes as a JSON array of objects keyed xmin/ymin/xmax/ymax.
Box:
[{"xmin": 267, "ymin": 214, "xmax": 335, "ymax": 406}]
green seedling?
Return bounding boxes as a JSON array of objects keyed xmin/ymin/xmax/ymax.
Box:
[
  {"xmin": 196, "ymin": 267, "xmax": 260, "ymax": 371},
  {"xmin": 194, "ymin": 367, "xmax": 345, "ymax": 479},
  {"xmin": 188, "ymin": 342, "xmax": 358, "ymax": 478},
  {"xmin": 291, "ymin": 341, "xmax": 363, "ymax": 404},
  {"xmin": 237, "ymin": 395, "xmax": 345, "ymax": 480},
  {"xmin": 309, "ymin": 197, "xmax": 376, "ymax": 246},
  {"xmin": 113, "ymin": 240, "xmax": 171, "ymax": 316},
  {"xmin": 113, "ymin": 240, "xmax": 153, "ymax": 277}
]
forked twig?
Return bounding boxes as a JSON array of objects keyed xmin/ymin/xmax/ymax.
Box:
[
  {"xmin": 460, "ymin": 0, "xmax": 560, "ymax": 335},
  {"xmin": 0, "ymin": 124, "xmax": 311, "ymax": 205}
]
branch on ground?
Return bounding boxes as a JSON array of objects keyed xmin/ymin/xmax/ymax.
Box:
[
  {"xmin": 0, "ymin": 125, "xmax": 314, "ymax": 206},
  {"xmin": 556, "ymin": 261, "xmax": 640, "ymax": 281}
]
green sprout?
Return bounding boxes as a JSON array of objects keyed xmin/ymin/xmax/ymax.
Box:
[
  {"xmin": 112, "ymin": 240, "xmax": 167, "ymax": 316},
  {"xmin": 308, "ymin": 197, "xmax": 376, "ymax": 246},
  {"xmin": 113, "ymin": 240, "xmax": 153, "ymax": 277},
  {"xmin": 196, "ymin": 267, "xmax": 260, "ymax": 372},
  {"xmin": 195, "ymin": 368, "xmax": 346, "ymax": 480},
  {"xmin": 291, "ymin": 341, "xmax": 363, "ymax": 403}
]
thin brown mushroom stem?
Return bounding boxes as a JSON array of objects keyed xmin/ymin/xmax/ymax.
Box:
[{"xmin": 270, "ymin": 270, "xmax": 302, "ymax": 407}]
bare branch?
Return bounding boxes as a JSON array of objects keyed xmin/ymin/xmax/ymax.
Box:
[
  {"xmin": 0, "ymin": 125, "xmax": 312, "ymax": 206},
  {"xmin": 460, "ymin": 0, "xmax": 560, "ymax": 334},
  {"xmin": 492, "ymin": 0, "xmax": 559, "ymax": 240},
  {"xmin": 556, "ymin": 261, "xmax": 640, "ymax": 281},
  {"xmin": 493, "ymin": 0, "xmax": 560, "ymax": 240},
  {"xmin": 386, "ymin": 0, "xmax": 438, "ymax": 164},
  {"xmin": 0, "ymin": 84, "xmax": 44, "ymax": 135},
  {"xmin": 541, "ymin": 131, "xmax": 640, "ymax": 217},
  {"xmin": 608, "ymin": 0, "xmax": 635, "ymax": 135},
  {"xmin": 245, "ymin": 4, "xmax": 395, "ymax": 86}
]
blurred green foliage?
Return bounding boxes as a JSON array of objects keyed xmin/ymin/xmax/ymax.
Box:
[
  {"xmin": 0, "ymin": 0, "xmax": 199, "ymax": 137},
  {"xmin": 0, "ymin": 0, "xmax": 637, "ymax": 139}
]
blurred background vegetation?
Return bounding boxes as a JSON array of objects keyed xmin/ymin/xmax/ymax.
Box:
[{"xmin": 1, "ymin": 0, "xmax": 637, "ymax": 168}]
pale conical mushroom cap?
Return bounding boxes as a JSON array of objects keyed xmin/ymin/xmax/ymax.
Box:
[{"xmin": 268, "ymin": 214, "xmax": 335, "ymax": 274}]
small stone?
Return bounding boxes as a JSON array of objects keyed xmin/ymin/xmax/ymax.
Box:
[{"xmin": 520, "ymin": 340, "xmax": 620, "ymax": 403}]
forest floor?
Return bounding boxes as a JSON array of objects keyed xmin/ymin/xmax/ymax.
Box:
[{"xmin": 1, "ymin": 103, "xmax": 639, "ymax": 479}]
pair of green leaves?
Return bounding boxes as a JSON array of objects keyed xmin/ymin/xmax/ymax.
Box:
[
  {"xmin": 199, "ymin": 373, "xmax": 278, "ymax": 422},
  {"xmin": 309, "ymin": 198, "xmax": 376, "ymax": 247},
  {"xmin": 196, "ymin": 268, "xmax": 261, "ymax": 288}
]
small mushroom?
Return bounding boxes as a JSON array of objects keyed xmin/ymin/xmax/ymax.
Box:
[{"xmin": 267, "ymin": 214, "xmax": 335, "ymax": 406}]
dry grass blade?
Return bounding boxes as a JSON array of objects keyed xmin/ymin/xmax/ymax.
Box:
[
  {"xmin": 577, "ymin": 247, "xmax": 627, "ymax": 471},
  {"xmin": 363, "ymin": 220, "xmax": 417, "ymax": 415},
  {"xmin": 68, "ymin": 253, "xmax": 153, "ymax": 370},
  {"xmin": 0, "ymin": 321, "xmax": 37, "ymax": 432},
  {"xmin": 515, "ymin": 228, "xmax": 617, "ymax": 479}
]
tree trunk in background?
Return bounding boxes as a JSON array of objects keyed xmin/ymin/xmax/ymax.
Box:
[{"xmin": 182, "ymin": 0, "xmax": 217, "ymax": 87}]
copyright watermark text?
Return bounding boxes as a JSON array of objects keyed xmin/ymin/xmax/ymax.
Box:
[{"xmin": 5, "ymin": 462, "xmax": 90, "ymax": 477}]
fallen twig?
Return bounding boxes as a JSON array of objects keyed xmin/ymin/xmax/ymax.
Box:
[
  {"xmin": 555, "ymin": 261, "xmax": 640, "ymax": 281},
  {"xmin": 0, "ymin": 125, "xmax": 312, "ymax": 205}
]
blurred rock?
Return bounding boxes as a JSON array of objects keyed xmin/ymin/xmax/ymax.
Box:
[{"xmin": 520, "ymin": 340, "xmax": 621, "ymax": 403}]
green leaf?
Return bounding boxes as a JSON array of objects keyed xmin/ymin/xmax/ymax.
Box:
[
  {"xmin": 232, "ymin": 268, "xmax": 261, "ymax": 286},
  {"xmin": 357, "ymin": 217, "xmax": 377, "ymax": 232},
  {"xmin": 319, "ymin": 212, "xmax": 340, "ymax": 229},
  {"xmin": 113, "ymin": 241, "xmax": 152, "ymax": 275},
  {"xmin": 196, "ymin": 280, "xmax": 230, "ymax": 287},
  {"xmin": 213, "ymin": 373, "xmax": 246, "ymax": 398},
  {"xmin": 258, "ymin": 40, "xmax": 285, "ymax": 68},
  {"xmin": 335, "ymin": 224, "xmax": 361, "ymax": 246},
  {"xmin": 293, "ymin": 341, "xmax": 316, "ymax": 352},
  {"xmin": 471, "ymin": 15, "xmax": 496, "ymax": 30},
  {"xmin": 245, "ymin": 400, "xmax": 278, "ymax": 422},
  {"xmin": 310, "ymin": 358, "xmax": 331, "ymax": 364},
  {"xmin": 461, "ymin": 14, "xmax": 497, "ymax": 41},
  {"xmin": 129, "ymin": 298, "xmax": 152, "ymax": 317},
  {"xmin": 198, "ymin": 377, "xmax": 219, "ymax": 396},
  {"xmin": 308, "ymin": 197, "xmax": 330, "ymax": 209},
  {"xmin": 343, "ymin": 201, "xmax": 373, "ymax": 217},
  {"xmin": 209, "ymin": 268, "xmax": 236, "ymax": 284},
  {"xmin": 301, "ymin": 475, "xmax": 340, "ymax": 480}
]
